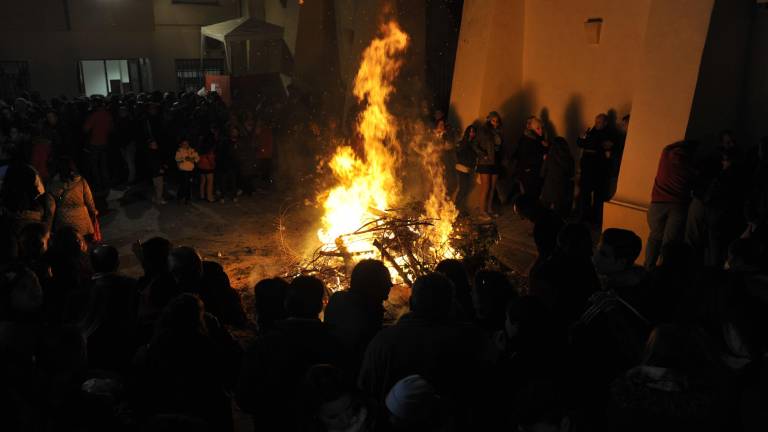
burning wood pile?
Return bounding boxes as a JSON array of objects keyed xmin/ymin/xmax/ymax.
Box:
[{"xmin": 295, "ymin": 206, "xmax": 500, "ymax": 291}]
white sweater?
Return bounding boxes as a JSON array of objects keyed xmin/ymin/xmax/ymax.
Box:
[{"xmin": 175, "ymin": 147, "xmax": 200, "ymax": 171}]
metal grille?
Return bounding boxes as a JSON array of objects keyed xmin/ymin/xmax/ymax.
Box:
[
  {"xmin": 0, "ymin": 61, "xmax": 31, "ymax": 100},
  {"xmin": 175, "ymin": 59, "xmax": 225, "ymax": 92}
]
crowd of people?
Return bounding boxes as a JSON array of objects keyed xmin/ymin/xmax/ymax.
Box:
[
  {"xmin": 0, "ymin": 90, "xmax": 278, "ymax": 219},
  {"xmin": 1, "ymin": 87, "xmax": 768, "ymax": 432},
  {"xmin": 1, "ymin": 208, "xmax": 768, "ymax": 431},
  {"xmin": 448, "ymin": 110, "xmax": 629, "ymax": 225}
]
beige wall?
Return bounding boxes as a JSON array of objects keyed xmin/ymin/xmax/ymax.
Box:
[
  {"xmin": 450, "ymin": 0, "xmax": 525, "ymax": 132},
  {"xmin": 612, "ymin": 0, "xmax": 716, "ymax": 207},
  {"xmin": 521, "ymin": 0, "xmax": 651, "ymax": 145}
]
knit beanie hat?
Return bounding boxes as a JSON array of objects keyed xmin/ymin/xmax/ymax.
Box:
[{"xmin": 385, "ymin": 375, "xmax": 438, "ymax": 423}]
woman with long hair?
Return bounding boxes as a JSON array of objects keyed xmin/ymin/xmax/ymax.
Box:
[
  {"xmin": 475, "ymin": 114, "xmax": 500, "ymax": 220},
  {"xmin": 453, "ymin": 124, "xmax": 480, "ymax": 215}
]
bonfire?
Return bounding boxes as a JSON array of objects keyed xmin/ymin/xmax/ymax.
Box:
[{"xmin": 291, "ymin": 20, "xmax": 500, "ymax": 291}]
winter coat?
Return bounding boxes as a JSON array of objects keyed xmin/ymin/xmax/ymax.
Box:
[
  {"xmin": 49, "ymin": 175, "xmax": 96, "ymax": 236},
  {"xmin": 83, "ymin": 109, "xmax": 113, "ymax": 147},
  {"xmin": 515, "ymin": 131, "xmax": 548, "ymax": 177},
  {"xmin": 455, "ymin": 135, "xmax": 480, "ymax": 171},
  {"xmin": 175, "ymin": 147, "xmax": 199, "ymax": 172},
  {"xmin": 476, "ymin": 125, "xmax": 497, "ymax": 167},
  {"xmin": 540, "ymin": 140, "xmax": 575, "ymax": 205}
]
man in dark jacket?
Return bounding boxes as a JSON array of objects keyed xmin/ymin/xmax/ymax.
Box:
[
  {"xmin": 540, "ymin": 136, "xmax": 575, "ymax": 218},
  {"xmin": 685, "ymin": 131, "xmax": 747, "ymax": 267},
  {"xmin": 513, "ymin": 116, "xmax": 549, "ymax": 200},
  {"xmin": 358, "ymin": 273, "xmax": 493, "ymax": 428},
  {"xmin": 324, "ymin": 259, "xmax": 392, "ymax": 371},
  {"xmin": 645, "ymin": 140, "xmax": 698, "ymax": 269},
  {"xmin": 576, "ymin": 113, "xmax": 613, "ymax": 226},
  {"xmin": 236, "ymin": 276, "xmax": 343, "ymax": 431}
]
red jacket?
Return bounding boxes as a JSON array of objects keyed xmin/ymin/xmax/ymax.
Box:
[
  {"xmin": 83, "ymin": 109, "xmax": 114, "ymax": 147},
  {"xmin": 198, "ymin": 151, "xmax": 216, "ymax": 171},
  {"xmin": 651, "ymin": 142, "xmax": 697, "ymax": 203}
]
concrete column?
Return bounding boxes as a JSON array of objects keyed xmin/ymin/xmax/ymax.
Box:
[
  {"xmin": 449, "ymin": 0, "xmax": 525, "ymax": 131},
  {"xmin": 603, "ymin": 0, "xmax": 752, "ymax": 244}
]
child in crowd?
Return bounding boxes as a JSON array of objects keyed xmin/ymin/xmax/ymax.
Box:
[
  {"xmin": 148, "ymin": 140, "xmax": 167, "ymax": 205},
  {"xmin": 175, "ymin": 139, "xmax": 199, "ymax": 204}
]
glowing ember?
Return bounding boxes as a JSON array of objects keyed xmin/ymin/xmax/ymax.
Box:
[{"xmin": 315, "ymin": 20, "xmax": 459, "ymax": 283}]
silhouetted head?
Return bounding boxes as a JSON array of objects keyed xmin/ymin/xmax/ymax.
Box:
[
  {"xmin": 526, "ymin": 116, "xmax": 543, "ymax": 137},
  {"xmin": 462, "ymin": 125, "xmax": 477, "ymax": 142},
  {"xmin": 286, "ymin": 276, "xmax": 325, "ymax": 319},
  {"xmin": 719, "ymin": 129, "xmax": 736, "ymax": 149},
  {"xmin": 385, "ymin": 375, "xmax": 441, "ymax": 429},
  {"xmin": 141, "ymin": 237, "xmax": 172, "ymax": 277},
  {"xmin": 168, "ymin": 246, "xmax": 203, "ymax": 289},
  {"xmin": 473, "ymin": 270, "xmax": 516, "ymax": 331},
  {"xmin": 56, "ymin": 156, "xmax": 79, "ymax": 181},
  {"xmin": 303, "ymin": 365, "xmax": 365, "ymax": 432},
  {"xmin": 350, "ymin": 259, "xmax": 392, "ymax": 304},
  {"xmin": 156, "ymin": 293, "xmax": 207, "ymax": 337},
  {"xmin": 91, "ymin": 244, "xmax": 119, "ymax": 273},
  {"xmin": 409, "ymin": 273, "xmax": 454, "ymax": 320},
  {"xmin": 594, "ymin": 113, "xmax": 608, "ymax": 130},
  {"xmin": 435, "ymin": 259, "xmax": 473, "ymax": 318},
  {"xmin": 487, "ymin": 111, "xmax": 502, "ymax": 129},
  {"xmin": 593, "ymin": 228, "xmax": 642, "ymax": 274},
  {"xmin": 253, "ymin": 277, "xmax": 289, "ymax": 330}
]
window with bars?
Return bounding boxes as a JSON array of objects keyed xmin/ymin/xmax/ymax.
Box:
[
  {"xmin": 175, "ymin": 59, "xmax": 225, "ymax": 92},
  {"xmin": 0, "ymin": 61, "xmax": 31, "ymax": 100}
]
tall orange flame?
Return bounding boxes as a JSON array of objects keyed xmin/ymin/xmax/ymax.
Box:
[{"xmin": 316, "ymin": 20, "xmax": 458, "ymax": 276}]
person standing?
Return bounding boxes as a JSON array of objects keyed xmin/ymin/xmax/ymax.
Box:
[
  {"xmin": 453, "ymin": 125, "xmax": 480, "ymax": 214},
  {"xmin": 644, "ymin": 140, "xmax": 698, "ymax": 269},
  {"xmin": 475, "ymin": 118, "xmax": 497, "ymax": 221},
  {"xmin": 576, "ymin": 113, "xmax": 613, "ymax": 226},
  {"xmin": 197, "ymin": 138, "xmax": 217, "ymax": 203},
  {"xmin": 514, "ymin": 116, "xmax": 550, "ymax": 201},
  {"xmin": 82, "ymin": 98, "xmax": 113, "ymax": 209},
  {"xmin": 540, "ymin": 136, "xmax": 575, "ymax": 218},
  {"xmin": 175, "ymin": 139, "xmax": 199, "ymax": 204},
  {"xmin": 486, "ymin": 112, "xmax": 504, "ymax": 216},
  {"xmin": 48, "ymin": 157, "xmax": 100, "ymax": 242},
  {"xmin": 147, "ymin": 140, "xmax": 167, "ymax": 205}
]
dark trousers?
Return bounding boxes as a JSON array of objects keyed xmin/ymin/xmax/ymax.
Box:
[
  {"xmin": 577, "ymin": 155, "xmax": 608, "ymax": 225},
  {"xmin": 645, "ymin": 202, "xmax": 688, "ymax": 269},
  {"xmin": 178, "ymin": 170, "xmax": 193, "ymax": 202},
  {"xmin": 519, "ymin": 169, "xmax": 543, "ymax": 200},
  {"xmin": 85, "ymin": 145, "xmax": 110, "ymax": 197},
  {"xmin": 218, "ymin": 168, "xmax": 238, "ymax": 197}
]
